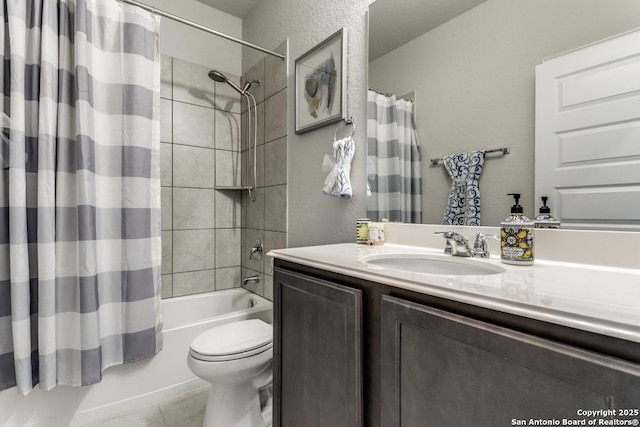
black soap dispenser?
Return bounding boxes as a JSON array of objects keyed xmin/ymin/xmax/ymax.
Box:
[
  {"xmin": 500, "ymin": 193, "xmax": 534, "ymax": 265},
  {"xmin": 534, "ymin": 197, "xmax": 561, "ymax": 229}
]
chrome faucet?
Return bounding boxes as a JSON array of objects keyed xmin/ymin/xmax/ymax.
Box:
[
  {"xmin": 435, "ymin": 231, "xmax": 473, "ymax": 256},
  {"xmin": 435, "ymin": 231, "xmax": 499, "ymax": 258},
  {"xmin": 472, "ymin": 233, "xmax": 500, "ymax": 258},
  {"xmin": 243, "ymin": 275, "xmax": 260, "ymax": 285}
]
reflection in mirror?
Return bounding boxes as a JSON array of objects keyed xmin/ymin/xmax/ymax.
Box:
[
  {"xmin": 367, "ymin": 89, "xmax": 422, "ymax": 223},
  {"xmin": 367, "ymin": 0, "xmax": 640, "ymax": 227},
  {"xmin": 535, "ymin": 29, "xmax": 640, "ymax": 231}
]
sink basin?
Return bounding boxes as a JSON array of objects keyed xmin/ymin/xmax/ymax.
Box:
[{"xmin": 364, "ymin": 253, "xmax": 505, "ymax": 276}]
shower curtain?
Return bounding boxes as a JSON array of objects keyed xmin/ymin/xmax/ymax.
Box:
[
  {"xmin": 441, "ymin": 151, "xmax": 486, "ymax": 226},
  {"xmin": 367, "ymin": 90, "xmax": 422, "ymax": 223},
  {"xmin": 0, "ymin": 0, "xmax": 163, "ymax": 395}
]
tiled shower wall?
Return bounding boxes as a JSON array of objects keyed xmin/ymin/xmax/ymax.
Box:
[
  {"xmin": 160, "ymin": 55, "xmax": 245, "ymax": 298},
  {"xmin": 160, "ymin": 46, "xmax": 287, "ymax": 301},
  {"xmin": 241, "ymin": 42, "xmax": 288, "ymax": 301}
]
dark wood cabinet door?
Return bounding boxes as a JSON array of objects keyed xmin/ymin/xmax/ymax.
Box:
[
  {"xmin": 381, "ymin": 295, "xmax": 640, "ymax": 427},
  {"xmin": 274, "ymin": 268, "xmax": 363, "ymax": 427}
]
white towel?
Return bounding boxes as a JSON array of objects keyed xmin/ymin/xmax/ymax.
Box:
[{"xmin": 323, "ymin": 136, "xmax": 355, "ymax": 200}]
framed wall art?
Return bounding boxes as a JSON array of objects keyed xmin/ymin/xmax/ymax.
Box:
[{"xmin": 295, "ymin": 28, "xmax": 347, "ymax": 134}]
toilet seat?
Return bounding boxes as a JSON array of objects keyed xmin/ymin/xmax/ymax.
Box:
[
  {"xmin": 190, "ymin": 343, "xmax": 273, "ymax": 362},
  {"xmin": 190, "ymin": 319, "xmax": 273, "ymax": 362}
]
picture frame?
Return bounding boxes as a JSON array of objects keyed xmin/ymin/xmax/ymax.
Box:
[{"xmin": 295, "ymin": 28, "xmax": 347, "ymax": 134}]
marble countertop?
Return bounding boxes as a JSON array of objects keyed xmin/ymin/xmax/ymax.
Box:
[{"xmin": 269, "ymin": 243, "xmax": 640, "ymax": 344}]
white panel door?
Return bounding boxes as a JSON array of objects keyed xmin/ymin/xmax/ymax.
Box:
[{"xmin": 535, "ymin": 29, "xmax": 640, "ymax": 231}]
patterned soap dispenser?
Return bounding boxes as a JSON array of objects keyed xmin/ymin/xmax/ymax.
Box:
[
  {"xmin": 534, "ymin": 197, "xmax": 561, "ymax": 229},
  {"xmin": 500, "ymin": 193, "xmax": 534, "ymax": 266}
]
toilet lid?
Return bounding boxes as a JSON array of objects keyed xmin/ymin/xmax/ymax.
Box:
[{"xmin": 190, "ymin": 319, "xmax": 273, "ymax": 357}]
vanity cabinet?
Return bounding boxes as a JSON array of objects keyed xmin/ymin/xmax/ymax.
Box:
[
  {"xmin": 381, "ymin": 295, "xmax": 640, "ymax": 426},
  {"xmin": 273, "ymin": 268, "xmax": 363, "ymax": 427},
  {"xmin": 273, "ymin": 261, "xmax": 640, "ymax": 427}
]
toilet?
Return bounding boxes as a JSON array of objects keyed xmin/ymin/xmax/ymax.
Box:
[{"xmin": 188, "ymin": 319, "xmax": 273, "ymax": 427}]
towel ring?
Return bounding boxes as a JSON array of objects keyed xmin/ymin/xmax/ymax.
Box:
[{"xmin": 334, "ymin": 117, "xmax": 355, "ymax": 140}]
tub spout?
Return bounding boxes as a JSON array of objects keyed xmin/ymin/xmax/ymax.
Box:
[{"xmin": 243, "ymin": 275, "xmax": 260, "ymax": 285}]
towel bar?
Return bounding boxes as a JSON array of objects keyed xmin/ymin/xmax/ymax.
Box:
[{"xmin": 430, "ymin": 147, "xmax": 510, "ymax": 165}]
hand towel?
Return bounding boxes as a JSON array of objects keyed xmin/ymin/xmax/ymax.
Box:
[
  {"xmin": 441, "ymin": 150, "xmax": 486, "ymax": 226},
  {"xmin": 323, "ymin": 136, "xmax": 356, "ymax": 200}
]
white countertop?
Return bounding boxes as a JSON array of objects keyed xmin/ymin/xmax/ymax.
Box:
[{"xmin": 270, "ymin": 243, "xmax": 640, "ymax": 344}]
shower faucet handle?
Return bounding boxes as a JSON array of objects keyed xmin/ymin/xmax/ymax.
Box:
[{"xmin": 250, "ymin": 239, "xmax": 263, "ymax": 260}]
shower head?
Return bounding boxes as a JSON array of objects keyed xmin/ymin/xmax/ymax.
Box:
[
  {"xmin": 208, "ymin": 70, "xmax": 260, "ymax": 95},
  {"xmin": 208, "ymin": 69, "xmax": 245, "ymax": 95},
  {"xmin": 208, "ymin": 70, "xmax": 227, "ymax": 83}
]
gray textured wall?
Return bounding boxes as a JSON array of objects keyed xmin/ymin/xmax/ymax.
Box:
[
  {"xmin": 145, "ymin": 0, "xmax": 242, "ymax": 74},
  {"xmin": 243, "ymin": 0, "xmax": 373, "ymax": 247}
]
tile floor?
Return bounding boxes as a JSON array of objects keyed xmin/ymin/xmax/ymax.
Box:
[{"xmin": 84, "ymin": 386, "xmax": 208, "ymax": 427}]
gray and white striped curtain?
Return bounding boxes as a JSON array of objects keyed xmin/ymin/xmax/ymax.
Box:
[
  {"xmin": 367, "ymin": 90, "xmax": 422, "ymax": 223},
  {"xmin": 0, "ymin": 0, "xmax": 162, "ymax": 395}
]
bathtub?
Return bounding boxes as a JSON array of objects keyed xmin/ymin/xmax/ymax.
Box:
[{"xmin": 0, "ymin": 288, "xmax": 273, "ymax": 427}]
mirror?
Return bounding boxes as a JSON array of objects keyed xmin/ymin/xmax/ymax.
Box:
[{"xmin": 367, "ymin": 0, "xmax": 640, "ymax": 227}]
